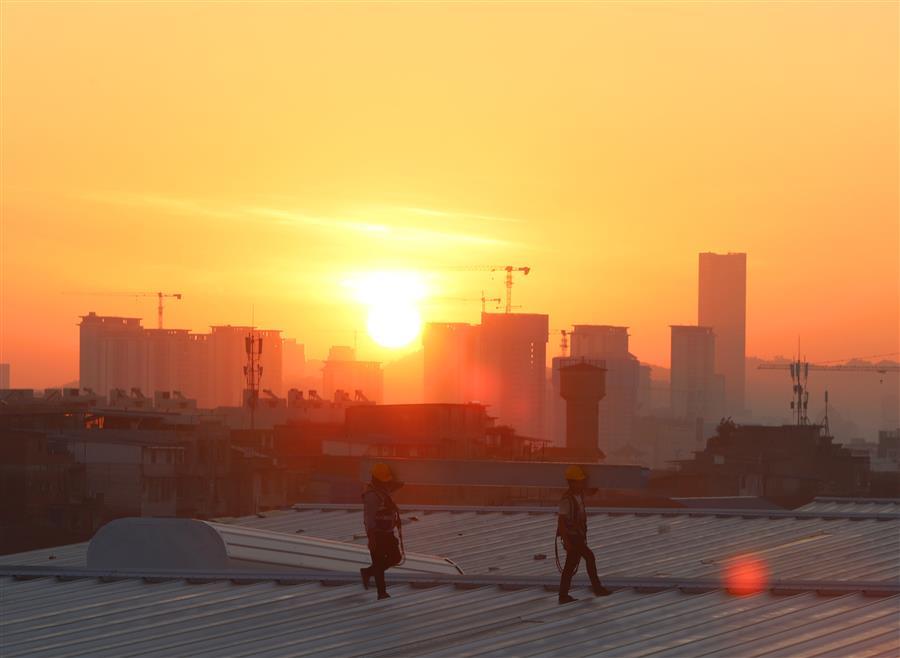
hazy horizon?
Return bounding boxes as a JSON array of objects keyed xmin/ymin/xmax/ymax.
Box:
[{"xmin": 2, "ymin": 2, "xmax": 897, "ymax": 389}]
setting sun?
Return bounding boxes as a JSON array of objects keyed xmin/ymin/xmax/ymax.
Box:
[
  {"xmin": 367, "ymin": 304, "xmax": 421, "ymax": 349},
  {"xmin": 347, "ymin": 271, "xmax": 426, "ymax": 349}
]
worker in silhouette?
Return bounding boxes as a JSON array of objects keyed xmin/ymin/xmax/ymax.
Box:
[
  {"xmin": 557, "ymin": 465, "xmax": 612, "ymax": 604},
  {"xmin": 360, "ymin": 462, "xmax": 404, "ymax": 600}
]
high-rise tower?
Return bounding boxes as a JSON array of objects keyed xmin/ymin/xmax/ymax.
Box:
[
  {"xmin": 699, "ymin": 252, "xmax": 746, "ymax": 415},
  {"xmin": 670, "ymin": 325, "xmax": 722, "ymax": 421}
]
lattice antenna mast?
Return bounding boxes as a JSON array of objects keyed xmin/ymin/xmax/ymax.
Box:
[
  {"xmin": 244, "ymin": 331, "xmax": 264, "ymax": 429},
  {"xmin": 789, "ymin": 354, "xmax": 810, "ymax": 426}
]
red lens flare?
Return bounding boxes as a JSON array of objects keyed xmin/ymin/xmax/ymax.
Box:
[{"xmin": 724, "ymin": 554, "xmax": 769, "ymax": 595}]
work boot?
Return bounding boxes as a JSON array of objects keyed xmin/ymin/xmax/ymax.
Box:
[
  {"xmin": 360, "ymin": 568, "xmax": 371, "ymax": 590},
  {"xmin": 377, "ymin": 591, "xmax": 391, "ymax": 600},
  {"xmin": 593, "ymin": 585, "xmax": 613, "ymax": 597},
  {"xmin": 558, "ymin": 594, "xmax": 577, "ymax": 605}
]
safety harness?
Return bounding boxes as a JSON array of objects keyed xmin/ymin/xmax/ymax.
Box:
[
  {"xmin": 365, "ymin": 484, "xmax": 406, "ymax": 566},
  {"xmin": 554, "ymin": 489, "xmax": 586, "ymax": 574}
]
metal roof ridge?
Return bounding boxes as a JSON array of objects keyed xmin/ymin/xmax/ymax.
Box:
[
  {"xmin": 286, "ymin": 503, "xmax": 900, "ymax": 521},
  {"xmin": 812, "ymin": 496, "xmax": 900, "ymax": 504},
  {"xmin": 3, "ymin": 565, "xmax": 898, "ymax": 596}
]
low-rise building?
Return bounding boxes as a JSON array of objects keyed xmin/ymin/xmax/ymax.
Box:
[{"xmin": 665, "ymin": 421, "xmax": 870, "ymax": 499}]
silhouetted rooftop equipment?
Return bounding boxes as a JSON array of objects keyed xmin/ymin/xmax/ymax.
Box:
[
  {"xmin": 85, "ymin": 517, "xmax": 462, "ymax": 575},
  {"xmin": 559, "ymin": 361, "xmax": 607, "ymax": 462},
  {"xmin": 758, "ymin": 353, "xmax": 900, "ymax": 425}
]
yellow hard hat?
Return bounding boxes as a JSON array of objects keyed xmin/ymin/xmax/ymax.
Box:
[
  {"xmin": 565, "ymin": 465, "xmax": 587, "ymax": 481},
  {"xmin": 371, "ymin": 462, "xmax": 394, "ymax": 482}
]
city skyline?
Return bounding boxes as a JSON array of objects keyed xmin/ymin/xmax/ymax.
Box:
[
  {"xmin": 1, "ymin": 2, "xmax": 897, "ymax": 388},
  {"xmin": 3, "ymin": 245, "xmax": 898, "ymax": 390}
]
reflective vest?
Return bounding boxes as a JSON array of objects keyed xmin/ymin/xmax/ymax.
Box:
[
  {"xmin": 364, "ymin": 484, "xmax": 399, "ymax": 533},
  {"xmin": 559, "ymin": 490, "xmax": 588, "ymax": 537}
]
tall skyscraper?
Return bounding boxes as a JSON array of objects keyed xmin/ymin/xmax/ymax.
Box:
[
  {"xmin": 670, "ymin": 325, "xmax": 722, "ymax": 421},
  {"xmin": 699, "ymin": 252, "xmax": 746, "ymax": 415},
  {"xmin": 0, "ymin": 363, "xmax": 10, "ymax": 389}
]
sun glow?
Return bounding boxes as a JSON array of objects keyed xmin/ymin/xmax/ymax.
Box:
[{"xmin": 348, "ymin": 272, "xmax": 426, "ymax": 349}]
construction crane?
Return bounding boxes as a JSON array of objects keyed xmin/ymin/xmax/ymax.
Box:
[
  {"xmin": 138, "ymin": 292, "xmax": 183, "ymax": 329},
  {"xmin": 438, "ymin": 291, "xmax": 503, "ymax": 313},
  {"xmin": 758, "ymin": 355, "xmax": 899, "ymax": 426},
  {"xmin": 67, "ymin": 291, "xmax": 183, "ymax": 329},
  {"xmin": 559, "ymin": 329, "xmax": 570, "ymax": 357},
  {"xmin": 444, "ymin": 265, "xmax": 531, "ymax": 313}
]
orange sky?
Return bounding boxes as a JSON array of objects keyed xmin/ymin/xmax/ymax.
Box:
[{"xmin": 1, "ymin": 2, "xmax": 898, "ymax": 388}]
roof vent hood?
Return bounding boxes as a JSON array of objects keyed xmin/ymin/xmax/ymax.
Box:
[{"xmin": 87, "ymin": 518, "xmax": 463, "ymax": 575}]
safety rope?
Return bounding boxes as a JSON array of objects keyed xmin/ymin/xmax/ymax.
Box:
[
  {"xmin": 554, "ymin": 531, "xmax": 564, "ymax": 573},
  {"xmin": 395, "ymin": 508, "xmax": 407, "ymax": 566},
  {"xmin": 554, "ymin": 532, "xmax": 579, "ymax": 576}
]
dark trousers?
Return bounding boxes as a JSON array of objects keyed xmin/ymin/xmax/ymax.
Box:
[
  {"xmin": 363, "ymin": 532, "xmax": 402, "ymax": 595},
  {"xmin": 559, "ymin": 538, "xmax": 603, "ymax": 597}
]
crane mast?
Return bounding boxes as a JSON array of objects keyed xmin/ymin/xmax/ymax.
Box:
[{"xmin": 444, "ymin": 265, "xmax": 530, "ymax": 313}]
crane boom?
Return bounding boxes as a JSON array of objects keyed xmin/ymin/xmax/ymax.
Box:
[
  {"xmin": 68, "ymin": 291, "xmax": 182, "ymax": 329},
  {"xmin": 758, "ymin": 363, "xmax": 899, "ymax": 373},
  {"xmin": 443, "ymin": 265, "xmax": 530, "ymax": 313},
  {"xmin": 758, "ymin": 357, "xmax": 898, "ymax": 426}
]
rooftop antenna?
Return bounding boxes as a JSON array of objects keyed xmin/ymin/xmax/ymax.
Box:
[
  {"xmin": 244, "ymin": 328, "xmax": 263, "ymax": 430},
  {"xmin": 823, "ymin": 390, "xmax": 830, "ymax": 436},
  {"xmin": 789, "ymin": 337, "xmax": 810, "ymax": 426}
]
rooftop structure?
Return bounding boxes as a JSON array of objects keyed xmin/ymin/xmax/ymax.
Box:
[{"xmin": 558, "ymin": 362, "xmax": 606, "ymax": 462}]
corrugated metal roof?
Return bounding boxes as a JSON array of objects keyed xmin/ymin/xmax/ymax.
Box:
[
  {"xmin": 798, "ymin": 497, "xmax": 900, "ymax": 516},
  {"xmin": 1, "ymin": 576, "xmax": 898, "ymax": 658},
  {"xmin": 229, "ymin": 506, "xmax": 900, "ymax": 582},
  {"xmin": 3, "ymin": 503, "xmax": 899, "ymax": 582},
  {"xmin": 0, "ymin": 542, "xmax": 88, "ymax": 568}
]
